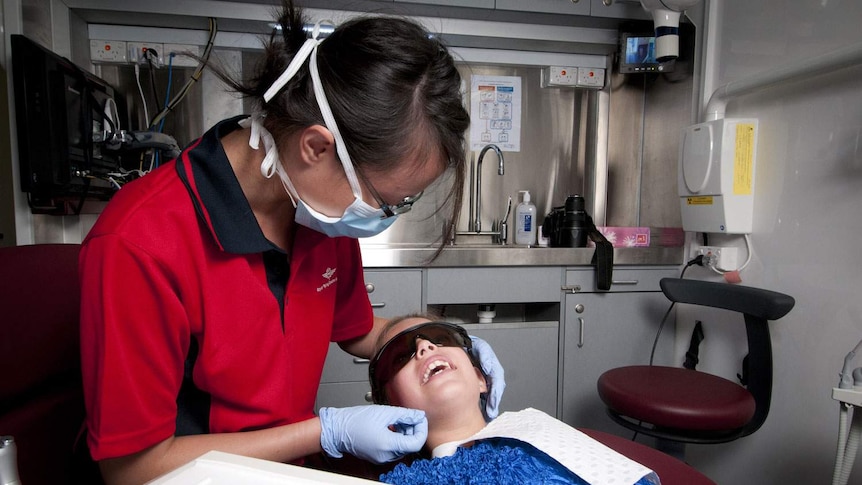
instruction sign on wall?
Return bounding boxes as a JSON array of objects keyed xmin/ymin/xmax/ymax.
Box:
[{"xmin": 469, "ymin": 75, "xmax": 522, "ymax": 152}]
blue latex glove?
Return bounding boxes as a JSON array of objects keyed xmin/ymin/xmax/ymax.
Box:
[
  {"xmin": 470, "ymin": 335, "xmax": 506, "ymax": 419},
  {"xmin": 319, "ymin": 405, "xmax": 428, "ymax": 463}
]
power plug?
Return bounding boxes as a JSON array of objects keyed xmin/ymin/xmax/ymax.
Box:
[{"xmin": 691, "ymin": 245, "xmax": 739, "ymax": 270}]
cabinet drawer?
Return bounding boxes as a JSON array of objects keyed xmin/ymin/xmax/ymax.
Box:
[
  {"xmin": 496, "ymin": 0, "xmax": 590, "ymax": 15},
  {"xmin": 564, "ymin": 266, "xmax": 678, "ymax": 292},
  {"xmin": 316, "ymin": 381, "xmax": 373, "ymax": 412},
  {"xmin": 320, "ymin": 343, "xmax": 370, "ymax": 383},
  {"xmin": 590, "ymin": 0, "xmax": 650, "ymax": 20},
  {"xmin": 396, "ymin": 0, "xmax": 494, "ymax": 7},
  {"xmin": 364, "ymin": 269, "xmax": 423, "ymax": 317},
  {"xmin": 427, "ymin": 267, "xmax": 562, "ymax": 304}
]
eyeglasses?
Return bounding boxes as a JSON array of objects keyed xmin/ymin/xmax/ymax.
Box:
[
  {"xmin": 369, "ymin": 322, "xmax": 472, "ymax": 403},
  {"xmin": 352, "ymin": 164, "xmax": 423, "ymax": 219}
]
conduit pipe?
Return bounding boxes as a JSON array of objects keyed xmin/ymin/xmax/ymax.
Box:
[{"xmin": 703, "ymin": 42, "xmax": 862, "ymax": 122}]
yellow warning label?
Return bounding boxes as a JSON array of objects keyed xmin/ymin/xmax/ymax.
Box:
[
  {"xmin": 733, "ymin": 123, "xmax": 755, "ymax": 195},
  {"xmin": 686, "ymin": 196, "xmax": 713, "ymax": 205}
]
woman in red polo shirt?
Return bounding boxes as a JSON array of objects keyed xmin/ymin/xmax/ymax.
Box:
[{"xmin": 79, "ymin": 1, "xmax": 504, "ymax": 483}]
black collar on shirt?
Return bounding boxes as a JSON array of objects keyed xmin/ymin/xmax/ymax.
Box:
[{"xmin": 177, "ymin": 115, "xmax": 283, "ymax": 255}]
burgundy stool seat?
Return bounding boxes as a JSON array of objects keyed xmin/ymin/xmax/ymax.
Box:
[
  {"xmin": 598, "ymin": 365, "xmax": 756, "ymax": 431},
  {"xmin": 580, "ymin": 428, "xmax": 716, "ymax": 485}
]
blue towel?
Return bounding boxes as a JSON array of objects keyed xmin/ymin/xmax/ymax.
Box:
[{"xmin": 380, "ymin": 438, "xmax": 658, "ymax": 485}]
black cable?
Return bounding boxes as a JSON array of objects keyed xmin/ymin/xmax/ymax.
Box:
[
  {"xmin": 647, "ymin": 255, "xmax": 702, "ymax": 365},
  {"xmin": 146, "ymin": 53, "xmax": 162, "ymax": 110},
  {"xmin": 149, "ymin": 17, "xmax": 217, "ymax": 128},
  {"xmin": 632, "ymin": 254, "xmax": 707, "ymax": 442}
]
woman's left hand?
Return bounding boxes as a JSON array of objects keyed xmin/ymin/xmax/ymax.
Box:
[{"xmin": 469, "ymin": 336, "xmax": 506, "ymax": 419}]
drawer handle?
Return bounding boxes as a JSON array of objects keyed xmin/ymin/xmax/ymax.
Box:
[
  {"xmin": 612, "ymin": 280, "xmax": 639, "ymax": 285},
  {"xmin": 578, "ymin": 317, "xmax": 585, "ymax": 348},
  {"xmin": 365, "ymin": 391, "xmax": 373, "ymax": 403},
  {"xmin": 353, "ymin": 358, "xmax": 370, "ymax": 364},
  {"xmin": 371, "ymin": 303, "xmax": 386, "ymax": 309}
]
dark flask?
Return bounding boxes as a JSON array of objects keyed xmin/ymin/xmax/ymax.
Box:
[{"xmin": 560, "ymin": 195, "xmax": 588, "ymax": 248}]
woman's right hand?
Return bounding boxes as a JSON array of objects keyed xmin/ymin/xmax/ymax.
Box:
[{"xmin": 318, "ymin": 405, "xmax": 428, "ymax": 463}]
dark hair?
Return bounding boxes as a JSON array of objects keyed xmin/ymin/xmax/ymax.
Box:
[{"xmin": 217, "ymin": 0, "xmax": 469, "ymax": 250}]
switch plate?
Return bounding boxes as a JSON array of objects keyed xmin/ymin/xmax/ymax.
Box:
[
  {"xmin": 90, "ymin": 39, "xmax": 127, "ymax": 63},
  {"xmin": 163, "ymin": 43, "xmax": 201, "ymax": 68}
]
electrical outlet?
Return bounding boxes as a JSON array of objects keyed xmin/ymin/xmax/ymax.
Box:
[
  {"xmin": 577, "ymin": 67, "xmax": 605, "ymax": 88},
  {"xmin": 541, "ymin": 66, "xmax": 578, "ymax": 87},
  {"xmin": 692, "ymin": 245, "xmax": 739, "ymax": 270},
  {"xmin": 90, "ymin": 40, "xmax": 127, "ymax": 63},
  {"xmin": 128, "ymin": 42, "xmax": 164, "ymax": 66},
  {"xmin": 163, "ymin": 43, "xmax": 201, "ymax": 68}
]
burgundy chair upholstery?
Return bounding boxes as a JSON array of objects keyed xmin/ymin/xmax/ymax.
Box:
[
  {"xmin": 597, "ymin": 278, "xmax": 794, "ymax": 451},
  {"xmin": 580, "ymin": 428, "xmax": 716, "ymax": 485},
  {"xmin": 0, "ymin": 244, "xmax": 100, "ymax": 484}
]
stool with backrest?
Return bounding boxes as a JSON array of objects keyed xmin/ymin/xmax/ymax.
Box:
[
  {"xmin": 0, "ymin": 243, "xmax": 101, "ymax": 484},
  {"xmin": 597, "ymin": 277, "xmax": 795, "ymax": 459}
]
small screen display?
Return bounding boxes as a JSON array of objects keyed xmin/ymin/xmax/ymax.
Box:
[
  {"xmin": 619, "ymin": 33, "xmax": 671, "ymax": 74},
  {"xmin": 625, "ymin": 36, "xmax": 656, "ymax": 65}
]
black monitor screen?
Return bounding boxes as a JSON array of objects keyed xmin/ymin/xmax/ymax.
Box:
[
  {"xmin": 619, "ymin": 33, "xmax": 672, "ymax": 74},
  {"xmin": 11, "ymin": 34, "xmax": 124, "ymax": 214}
]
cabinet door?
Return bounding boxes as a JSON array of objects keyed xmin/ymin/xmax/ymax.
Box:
[
  {"xmin": 496, "ymin": 0, "xmax": 590, "ymax": 16},
  {"xmin": 466, "ymin": 321, "xmax": 559, "ymax": 418},
  {"xmin": 560, "ymin": 291, "xmax": 673, "ymax": 435}
]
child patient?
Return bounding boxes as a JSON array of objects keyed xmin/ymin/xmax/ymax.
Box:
[{"xmin": 369, "ymin": 314, "xmax": 661, "ymax": 485}]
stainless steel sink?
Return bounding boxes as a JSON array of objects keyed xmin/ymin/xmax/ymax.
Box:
[{"xmin": 359, "ymin": 242, "xmax": 685, "ymax": 268}]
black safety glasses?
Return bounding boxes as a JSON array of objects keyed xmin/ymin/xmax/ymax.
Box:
[
  {"xmin": 369, "ymin": 322, "xmax": 472, "ymax": 403},
  {"xmin": 352, "ymin": 163, "xmax": 423, "ymax": 219}
]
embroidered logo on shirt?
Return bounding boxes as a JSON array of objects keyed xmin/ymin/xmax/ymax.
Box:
[{"xmin": 318, "ymin": 267, "xmax": 338, "ymax": 292}]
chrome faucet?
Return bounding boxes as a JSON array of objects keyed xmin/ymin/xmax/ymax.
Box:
[{"xmin": 471, "ymin": 144, "xmax": 504, "ymax": 233}]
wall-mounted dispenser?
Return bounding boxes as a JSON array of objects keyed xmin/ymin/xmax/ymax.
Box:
[{"xmin": 678, "ymin": 118, "xmax": 758, "ymax": 234}]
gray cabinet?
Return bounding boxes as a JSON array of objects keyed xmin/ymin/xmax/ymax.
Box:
[
  {"xmin": 589, "ymin": 0, "xmax": 651, "ymax": 20},
  {"xmin": 426, "ymin": 266, "xmax": 561, "ymax": 417},
  {"xmin": 395, "ymin": 0, "xmax": 494, "ymax": 8},
  {"xmin": 316, "ymin": 269, "xmax": 424, "ymax": 411},
  {"xmin": 426, "ymin": 267, "xmax": 562, "ymax": 304},
  {"xmin": 495, "ymin": 0, "xmax": 649, "ymax": 19},
  {"xmin": 559, "ymin": 267, "xmax": 677, "ymax": 436},
  {"xmin": 496, "ymin": 0, "xmax": 590, "ymax": 16},
  {"xmin": 466, "ymin": 321, "xmax": 559, "ymax": 417}
]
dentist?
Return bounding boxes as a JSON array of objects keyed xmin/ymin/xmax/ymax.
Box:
[{"xmin": 78, "ymin": 1, "xmax": 504, "ymax": 483}]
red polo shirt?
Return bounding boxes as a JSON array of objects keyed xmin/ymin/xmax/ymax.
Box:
[{"xmin": 80, "ymin": 116, "xmax": 373, "ymax": 460}]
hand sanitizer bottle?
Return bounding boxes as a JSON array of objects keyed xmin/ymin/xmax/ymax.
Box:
[
  {"xmin": 515, "ymin": 190, "xmax": 537, "ymax": 246},
  {"xmin": 0, "ymin": 436, "xmax": 21, "ymax": 485}
]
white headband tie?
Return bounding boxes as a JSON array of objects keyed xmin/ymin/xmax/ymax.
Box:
[
  {"xmin": 258, "ymin": 19, "xmax": 362, "ymax": 198},
  {"xmin": 262, "ymin": 20, "xmax": 329, "ymax": 103}
]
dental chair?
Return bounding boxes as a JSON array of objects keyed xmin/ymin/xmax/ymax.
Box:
[
  {"xmin": 597, "ymin": 277, "xmax": 795, "ymax": 460},
  {"xmin": 0, "ymin": 244, "xmax": 101, "ymax": 484}
]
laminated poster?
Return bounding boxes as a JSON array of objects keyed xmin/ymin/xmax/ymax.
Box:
[{"xmin": 469, "ymin": 75, "xmax": 522, "ymax": 152}]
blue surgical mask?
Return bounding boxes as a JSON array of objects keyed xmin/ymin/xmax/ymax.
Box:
[{"xmin": 241, "ymin": 21, "xmax": 398, "ymax": 239}]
